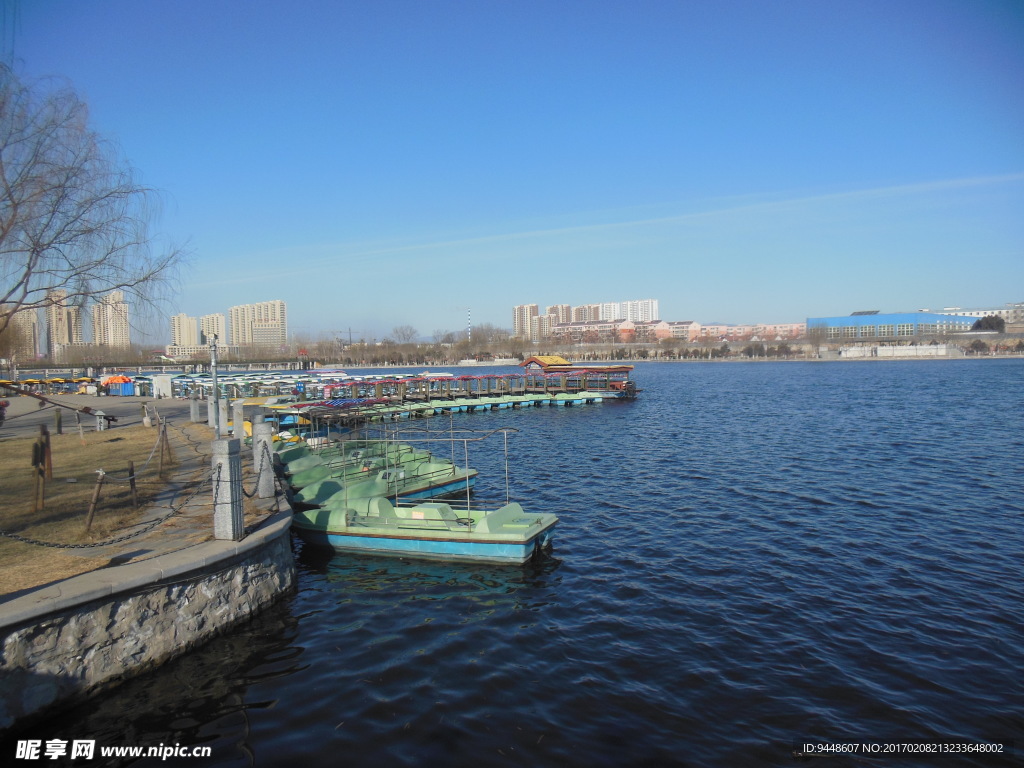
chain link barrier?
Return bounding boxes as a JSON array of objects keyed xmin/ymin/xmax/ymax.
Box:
[
  {"xmin": 0, "ymin": 416, "xmax": 223, "ymax": 549},
  {"xmin": 101, "ymin": 420, "xmax": 168, "ymax": 485},
  {"xmin": 0, "ymin": 469, "xmax": 215, "ymax": 550},
  {"xmin": 211, "ymin": 462, "xmax": 223, "ymax": 507},
  {"xmin": 1, "ymin": 415, "xmax": 283, "ymax": 550},
  {"xmin": 240, "ymin": 440, "xmax": 274, "ymax": 499}
]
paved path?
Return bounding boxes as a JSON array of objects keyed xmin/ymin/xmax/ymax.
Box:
[{"xmin": 0, "ymin": 394, "xmax": 192, "ymax": 441}]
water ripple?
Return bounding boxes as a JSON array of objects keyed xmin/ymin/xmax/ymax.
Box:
[{"xmin": 6, "ymin": 360, "xmax": 1022, "ymax": 767}]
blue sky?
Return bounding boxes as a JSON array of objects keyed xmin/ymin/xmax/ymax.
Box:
[{"xmin": 7, "ymin": 0, "xmax": 1023, "ymax": 342}]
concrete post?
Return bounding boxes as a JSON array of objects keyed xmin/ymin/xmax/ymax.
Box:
[
  {"xmin": 232, "ymin": 398, "xmax": 245, "ymax": 437},
  {"xmin": 207, "ymin": 398, "xmax": 216, "ymax": 426},
  {"xmin": 218, "ymin": 399, "xmax": 229, "ymax": 436},
  {"xmin": 212, "ymin": 439, "xmax": 244, "ymax": 541},
  {"xmin": 252, "ymin": 415, "xmax": 275, "ymax": 499},
  {"xmin": 190, "ymin": 395, "xmax": 201, "ymax": 423}
]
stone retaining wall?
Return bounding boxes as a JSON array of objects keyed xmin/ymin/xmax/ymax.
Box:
[{"xmin": 0, "ymin": 512, "xmax": 295, "ymax": 732}]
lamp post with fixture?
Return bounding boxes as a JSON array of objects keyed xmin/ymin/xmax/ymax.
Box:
[{"xmin": 210, "ymin": 333, "xmax": 221, "ymax": 438}]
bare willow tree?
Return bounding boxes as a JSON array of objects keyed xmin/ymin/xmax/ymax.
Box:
[
  {"xmin": 391, "ymin": 324, "xmax": 418, "ymax": 344},
  {"xmin": 0, "ymin": 64, "xmax": 186, "ymax": 337}
]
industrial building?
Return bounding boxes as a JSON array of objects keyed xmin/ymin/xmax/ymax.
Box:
[{"xmin": 806, "ymin": 311, "xmax": 976, "ymax": 340}]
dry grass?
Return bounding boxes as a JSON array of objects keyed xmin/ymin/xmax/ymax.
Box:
[{"xmin": 0, "ymin": 424, "xmax": 210, "ymax": 596}]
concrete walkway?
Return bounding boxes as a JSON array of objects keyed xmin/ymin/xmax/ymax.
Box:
[{"xmin": 0, "ymin": 393, "xmax": 192, "ymax": 441}]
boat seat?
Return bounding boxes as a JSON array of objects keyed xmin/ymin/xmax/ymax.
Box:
[
  {"xmin": 334, "ymin": 496, "xmax": 397, "ymax": 525},
  {"xmin": 399, "ymin": 502, "xmax": 463, "ymax": 530},
  {"xmin": 473, "ymin": 503, "xmax": 529, "ymax": 533}
]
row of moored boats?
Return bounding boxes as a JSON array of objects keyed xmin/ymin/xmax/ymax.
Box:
[{"xmin": 273, "ymin": 434, "xmax": 558, "ymax": 565}]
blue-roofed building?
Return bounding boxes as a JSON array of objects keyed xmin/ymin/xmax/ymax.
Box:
[{"xmin": 806, "ymin": 311, "xmax": 976, "ymax": 341}]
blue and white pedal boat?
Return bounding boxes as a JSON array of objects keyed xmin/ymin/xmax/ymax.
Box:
[{"xmin": 292, "ymin": 497, "xmax": 557, "ymax": 565}]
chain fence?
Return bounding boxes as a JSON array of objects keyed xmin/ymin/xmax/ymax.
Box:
[
  {"xmin": 1, "ymin": 415, "xmax": 286, "ymax": 550},
  {"xmin": 0, "ymin": 417, "xmax": 219, "ymax": 550},
  {"xmin": 241, "ymin": 440, "xmax": 274, "ymax": 499},
  {"xmin": 0, "ymin": 469, "xmax": 215, "ymax": 550}
]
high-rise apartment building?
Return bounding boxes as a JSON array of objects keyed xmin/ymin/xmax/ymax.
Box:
[
  {"xmin": 546, "ymin": 304, "xmax": 572, "ymax": 324},
  {"xmin": 600, "ymin": 299, "xmax": 659, "ymax": 322},
  {"xmin": 572, "ymin": 304, "xmax": 601, "ymax": 322},
  {"xmin": 170, "ymin": 314, "xmax": 199, "ymax": 347},
  {"xmin": 200, "ymin": 313, "xmax": 226, "ymax": 344},
  {"xmin": 229, "ymin": 300, "xmax": 287, "ymax": 347},
  {"xmin": 45, "ymin": 289, "xmax": 84, "ymax": 359},
  {"xmin": 530, "ymin": 313, "xmax": 556, "ymax": 342},
  {"xmin": 516, "ymin": 299, "xmax": 659, "ymax": 329},
  {"xmin": 4, "ymin": 307, "xmax": 40, "ymax": 361},
  {"xmin": 92, "ymin": 290, "xmax": 131, "ymax": 348},
  {"xmin": 513, "ymin": 304, "xmax": 539, "ymax": 339}
]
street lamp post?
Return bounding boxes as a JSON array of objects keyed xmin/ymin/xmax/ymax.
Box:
[{"xmin": 210, "ymin": 333, "xmax": 221, "ymax": 438}]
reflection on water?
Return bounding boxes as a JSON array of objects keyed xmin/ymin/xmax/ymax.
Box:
[
  {"xmin": 298, "ymin": 539, "xmax": 563, "ymax": 602},
  {"xmin": 1, "ymin": 602, "xmax": 304, "ymax": 767}
]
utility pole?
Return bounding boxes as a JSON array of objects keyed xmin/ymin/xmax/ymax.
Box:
[{"xmin": 210, "ymin": 333, "xmax": 221, "ymax": 438}]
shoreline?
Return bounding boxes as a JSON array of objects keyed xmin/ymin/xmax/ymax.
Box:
[
  {"xmin": 9, "ymin": 353, "xmax": 1022, "ymax": 384},
  {"xmin": 331, "ymin": 354, "xmax": 1024, "ymax": 369}
]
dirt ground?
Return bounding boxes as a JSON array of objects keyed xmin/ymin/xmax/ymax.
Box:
[{"xmin": 0, "ymin": 405, "xmax": 216, "ymax": 596}]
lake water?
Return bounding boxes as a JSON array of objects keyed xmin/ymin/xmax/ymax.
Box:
[{"xmin": 7, "ymin": 360, "xmax": 1023, "ymax": 766}]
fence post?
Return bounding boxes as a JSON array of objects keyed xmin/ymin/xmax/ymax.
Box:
[
  {"xmin": 54, "ymin": 409, "xmax": 62, "ymax": 435},
  {"xmin": 212, "ymin": 438, "xmax": 244, "ymax": 541},
  {"xmin": 207, "ymin": 398, "xmax": 216, "ymax": 426},
  {"xmin": 232, "ymin": 398, "xmax": 245, "ymax": 437},
  {"xmin": 190, "ymin": 394, "xmax": 201, "ymax": 423},
  {"xmin": 252, "ymin": 415, "xmax": 275, "ymax": 499},
  {"xmin": 218, "ymin": 399, "xmax": 229, "ymax": 437},
  {"xmin": 41, "ymin": 425, "xmax": 53, "ymax": 480},
  {"xmin": 128, "ymin": 459, "xmax": 138, "ymax": 509},
  {"xmin": 32, "ymin": 440, "xmax": 45, "ymax": 512},
  {"xmin": 83, "ymin": 470, "xmax": 105, "ymax": 533},
  {"xmin": 158, "ymin": 421, "xmax": 166, "ymax": 478}
]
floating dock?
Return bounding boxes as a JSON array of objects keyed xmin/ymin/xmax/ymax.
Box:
[{"xmin": 258, "ymin": 366, "xmax": 638, "ymax": 438}]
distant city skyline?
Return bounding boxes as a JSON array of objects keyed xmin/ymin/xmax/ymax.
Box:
[
  {"xmin": 6, "ymin": 294, "xmax": 1021, "ymax": 362},
  {"xmin": 514, "ymin": 299, "xmax": 660, "ymax": 341},
  {"xmin": 167, "ymin": 301, "xmax": 287, "ymax": 355}
]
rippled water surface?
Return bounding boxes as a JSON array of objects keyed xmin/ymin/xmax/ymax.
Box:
[{"xmin": 10, "ymin": 361, "xmax": 1024, "ymax": 766}]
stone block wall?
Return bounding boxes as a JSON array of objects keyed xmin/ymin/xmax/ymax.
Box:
[{"xmin": 0, "ymin": 516, "xmax": 294, "ymax": 732}]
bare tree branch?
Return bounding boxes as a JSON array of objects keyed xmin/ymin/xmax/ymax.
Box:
[{"xmin": 0, "ymin": 64, "xmax": 188, "ymax": 337}]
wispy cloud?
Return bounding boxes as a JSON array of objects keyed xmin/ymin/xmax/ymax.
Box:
[{"xmin": 200, "ymin": 172, "xmax": 1024, "ymax": 286}]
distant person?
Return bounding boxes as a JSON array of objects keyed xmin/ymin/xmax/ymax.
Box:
[{"xmin": 0, "ymin": 399, "xmax": 8, "ymax": 427}]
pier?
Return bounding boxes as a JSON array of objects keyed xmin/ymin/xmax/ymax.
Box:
[{"xmin": 250, "ymin": 367, "xmax": 638, "ymax": 439}]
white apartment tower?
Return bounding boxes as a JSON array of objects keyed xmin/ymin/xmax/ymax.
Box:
[
  {"xmin": 513, "ymin": 304, "xmax": 539, "ymax": 339},
  {"xmin": 45, "ymin": 289, "xmax": 84, "ymax": 359},
  {"xmin": 530, "ymin": 313, "xmax": 556, "ymax": 342},
  {"xmin": 170, "ymin": 314, "xmax": 199, "ymax": 347},
  {"xmin": 92, "ymin": 290, "xmax": 131, "ymax": 348},
  {"xmin": 514, "ymin": 298, "xmax": 659, "ymax": 333},
  {"xmin": 200, "ymin": 313, "xmax": 226, "ymax": 344},
  {"xmin": 600, "ymin": 299, "xmax": 659, "ymax": 322},
  {"xmin": 229, "ymin": 300, "xmax": 287, "ymax": 347},
  {"xmin": 6, "ymin": 307, "xmax": 40, "ymax": 361}
]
